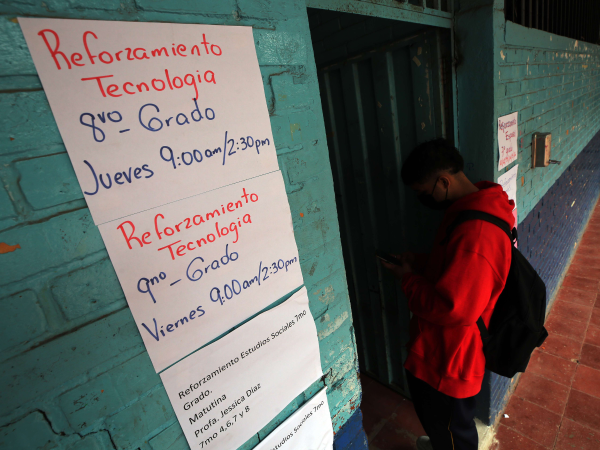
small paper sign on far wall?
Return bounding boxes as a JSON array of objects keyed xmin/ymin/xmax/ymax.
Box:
[
  {"xmin": 498, "ymin": 112, "xmax": 518, "ymax": 170},
  {"xmin": 497, "ymin": 164, "xmax": 518, "ymax": 246},
  {"xmin": 497, "ymin": 164, "xmax": 518, "ymax": 209}
]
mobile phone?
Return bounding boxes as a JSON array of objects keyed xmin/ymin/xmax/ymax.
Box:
[{"xmin": 375, "ymin": 251, "xmax": 403, "ymax": 266}]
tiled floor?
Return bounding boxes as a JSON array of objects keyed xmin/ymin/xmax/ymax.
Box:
[
  {"xmin": 360, "ymin": 206, "xmax": 600, "ymax": 450},
  {"xmin": 493, "ymin": 206, "xmax": 600, "ymax": 449},
  {"xmin": 360, "ymin": 375, "xmax": 423, "ymax": 450}
]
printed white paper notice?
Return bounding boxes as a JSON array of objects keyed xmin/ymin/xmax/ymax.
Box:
[
  {"xmin": 498, "ymin": 164, "xmax": 518, "ymax": 209},
  {"xmin": 98, "ymin": 171, "xmax": 303, "ymax": 372},
  {"xmin": 498, "ymin": 112, "xmax": 518, "ymax": 170},
  {"xmin": 19, "ymin": 18, "xmax": 278, "ymax": 224},
  {"xmin": 254, "ymin": 388, "xmax": 333, "ymax": 450},
  {"xmin": 160, "ymin": 287, "xmax": 323, "ymax": 450}
]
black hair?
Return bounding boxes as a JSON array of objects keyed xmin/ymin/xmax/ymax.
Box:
[{"xmin": 400, "ymin": 138, "xmax": 464, "ymax": 186}]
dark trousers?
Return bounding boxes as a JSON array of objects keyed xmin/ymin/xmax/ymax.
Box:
[{"xmin": 406, "ymin": 371, "xmax": 478, "ymax": 450}]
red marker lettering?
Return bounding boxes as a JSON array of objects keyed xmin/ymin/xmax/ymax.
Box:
[
  {"xmin": 81, "ymin": 75, "xmax": 114, "ymax": 97},
  {"xmin": 155, "ymin": 213, "xmax": 165, "ymax": 239},
  {"xmin": 123, "ymin": 82, "xmax": 135, "ymax": 95},
  {"xmin": 201, "ymin": 34, "xmax": 210, "ymax": 54},
  {"xmin": 70, "ymin": 52, "xmax": 85, "ymax": 67},
  {"xmin": 158, "ymin": 240, "xmax": 181, "ymax": 260},
  {"xmin": 117, "ymin": 220, "xmax": 144, "ymax": 249},
  {"xmin": 83, "ymin": 31, "xmax": 98, "ymax": 64},
  {"xmin": 38, "ymin": 29, "xmax": 71, "ymax": 70}
]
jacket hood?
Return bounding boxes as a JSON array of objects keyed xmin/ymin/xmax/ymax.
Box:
[{"xmin": 446, "ymin": 181, "xmax": 516, "ymax": 228}]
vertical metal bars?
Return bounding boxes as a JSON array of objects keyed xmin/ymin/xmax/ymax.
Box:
[
  {"xmin": 316, "ymin": 29, "xmax": 454, "ymax": 395},
  {"xmin": 507, "ymin": 0, "xmax": 600, "ymax": 44}
]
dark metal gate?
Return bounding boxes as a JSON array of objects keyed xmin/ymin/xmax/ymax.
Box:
[
  {"xmin": 316, "ymin": 28, "xmax": 455, "ymax": 394},
  {"xmin": 505, "ymin": 0, "xmax": 600, "ymax": 44}
]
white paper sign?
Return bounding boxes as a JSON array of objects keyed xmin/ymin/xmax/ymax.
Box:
[
  {"xmin": 254, "ymin": 388, "xmax": 333, "ymax": 450},
  {"xmin": 498, "ymin": 112, "xmax": 518, "ymax": 170},
  {"xmin": 160, "ymin": 287, "xmax": 323, "ymax": 450},
  {"xmin": 498, "ymin": 164, "xmax": 518, "ymax": 210},
  {"xmin": 19, "ymin": 18, "xmax": 278, "ymax": 225},
  {"xmin": 99, "ymin": 171, "xmax": 303, "ymax": 372}
]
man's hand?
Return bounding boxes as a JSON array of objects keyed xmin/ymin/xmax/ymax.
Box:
[
  {"xmin": 380, "ymin": 255, "xmax": 413, "ymax": 280},
  {"xmin": 399, "ymin": 251, "xmax": 416, "ymax": 266}
]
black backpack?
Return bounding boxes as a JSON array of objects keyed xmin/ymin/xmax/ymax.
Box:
[{"xmin": 444, "ymin": 210, "xmax": 549, "ymax": 379}]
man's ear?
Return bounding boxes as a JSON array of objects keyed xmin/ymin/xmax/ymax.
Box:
[{"xmin": 438, "ymin": 175, "xmax": 451, "ymax": 189}]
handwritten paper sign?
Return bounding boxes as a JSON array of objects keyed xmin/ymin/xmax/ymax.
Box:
[
  {"xmin": 497, "ymin": 164, "xmax": 518, "ymax": 209},
  {"xmin": 99, "ymin": 171, "xmax": 303, "ymax": 372},
  {"xmin": 19, "ymin": 18, "xmax": 278, "ymax": 225},
  {"xmin": 160, "ymin": 287, "xmax": 323, "ymax": 450},
  {"xmin": 253, "ymin": 388, "xmax": 333, "ymax": 450},
  {"xmin": 498, "ymin": 112, "xmax": 518, "ymax": 170}
]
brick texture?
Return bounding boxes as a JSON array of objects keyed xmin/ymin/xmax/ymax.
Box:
[
  {"xmin": 479, "ymin": 6, "xmax": 600, "ymax": 425},
  {"xmin": 485, "ymin": 132, "xmax": 600, "ymax": 416},
  {"xmin": 15, "ymin": 153, "xmax": 82, "ymax": 210},
  {"xmin": 486, "ymin": 123, "xmax": 600, "ymax": 425},
  {"xmin": 0, "ymin": 1, "xmax": 362, "ymax": 449},
  {"xmin": 484, "ymin": 130, "xmax": 600, "ymax": 418},
  {"xmin": 495, "ymin": 24, "xmax": 600, "ymax": 221},
  {"xmin": 0, "ymin": 290, "xmax": 46, "ymax": 353},
  {"xmin": 50, "ymin": 258, "xmax": 125, "ymax": 321},
  {"xmin": 518, "ymin": 135, "xmax": 600, "ymax": 302},
  {"xmin": 5, "ymin": 1, "xmax": 598, "ymax": 447}
]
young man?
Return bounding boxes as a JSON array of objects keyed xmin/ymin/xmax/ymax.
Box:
[{"xmin": 381, "ymin": 139, "xmax": 515, "ymax": 450}]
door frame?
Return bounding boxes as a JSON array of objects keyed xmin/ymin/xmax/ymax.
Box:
[
  {"xmin": 305, "ymin": 0, "xmax": 459, "ymax": 148},
  {"xmin": 305, "ymin": 0, "xmax": 460, "ymax": 396}
]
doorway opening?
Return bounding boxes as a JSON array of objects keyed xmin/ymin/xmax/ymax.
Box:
[{"xmin": 307, "ymin": 8, "xmax": 455, "ymax": 396}]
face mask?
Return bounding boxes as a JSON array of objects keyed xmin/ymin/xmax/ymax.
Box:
[{"xmin": 417, "ymin": 177, "xmax": 453, "ymax": 210}]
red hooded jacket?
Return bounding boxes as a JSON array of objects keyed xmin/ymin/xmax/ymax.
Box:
[{"xmin": 402, "ymin": 181, "xmax": 515, "ymax": 399}]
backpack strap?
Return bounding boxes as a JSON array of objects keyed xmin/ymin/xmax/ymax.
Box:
[
  {"xmin": 441, "ymin": 210, "xmax": 517, "ymax": 245},
  {"xmin": 442, "ymin": 210, "xmax": 517, "ymax": 337},
  {"xmin": 476, "ymin": 317, "xmax": 490, "ymax": 340}
]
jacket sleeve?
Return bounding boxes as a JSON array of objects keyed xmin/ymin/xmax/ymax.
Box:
[{"xmin": 401, "ymin": 245, "xmax": 502, "ymax": 327}]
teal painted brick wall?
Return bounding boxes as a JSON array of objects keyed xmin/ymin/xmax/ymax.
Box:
[
  {"xmin": 455, "ymin": 0, "xmax": 496, "ymax": 184},
  {"xmin": 454, "ymin": 0, "xmax": 600, "ymax": 425},
  {"xmin": 0, "ymin": 2, "xmax": 360, "ymax": 449},
  {"xmin": 470, "ymin": 0, "xmax": 600, "ymax": 426},
  {"xmin": 493, "ymin": 14, "xmax": 600, "ymax": 223}
]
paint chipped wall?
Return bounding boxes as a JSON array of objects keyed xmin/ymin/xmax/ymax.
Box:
[
  {"xmin": 493, "ymin": 7, "xmax": 600, "ymax": 221},
  {"xmin": 0, "ymin": 1, "xmax": 362, "ymax": 449},
  {"xmin": 453, "ymin": 0, "xmax": 600, "ymax": 425},
  {"xmin": 475, "ymin": 0, "xmax": 600, "ymax": 426},
  {"xmin": 454, "ymin": 0, "xmax": 496, "ymax": 183},
  {"xmin": 493, "ymin": 17, "xmax": 600, "ymax": 295},
  {"xmin": 485, "ymin": 133, "xmax": 600, "ymax": 425}
]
